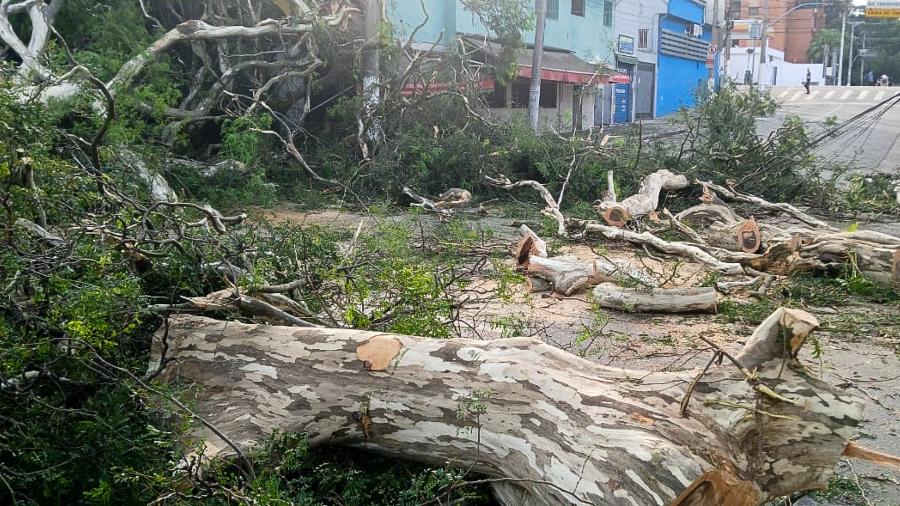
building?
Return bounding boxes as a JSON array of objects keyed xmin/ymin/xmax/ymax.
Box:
[
  {"xmin": 656, "ymin": 0, "xmax": 713, "ymax": 116},
  {"xmin": 726, "ymin": 46, "xmax": 824, "ymax": 86},
  {"xmin": 388, "ymin": 0, "xmax": 618, "ymax": 130},
  {"xmin": 732, "ymin": 0, "xmax": 825, "ymax": 63},
  {"xmin": 614, "ymin": 0, "xmax": 668, "ymax": 120}
]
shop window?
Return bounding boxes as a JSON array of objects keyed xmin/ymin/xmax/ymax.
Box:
[
  {"xmin": 540, "ymin": 81, "xmax": 558, "ymax": 108},
  {"xmin": 489, "ymin": 80, "xmax": 507, "ymax": 108},
  {"xmin": 511, "ymin": 79, "xmax": 558, "ymax": 108}
]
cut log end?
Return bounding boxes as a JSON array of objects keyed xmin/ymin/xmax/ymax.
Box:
[
  {"xmin": 514, "ymin": 235, "xmax": 536, "ymax": 270},
  {"xmin": 670, "ymin": 470, "xmax": 761, "ymax": 506},
  {"xmin": 601, "ymin": 205, "xmax": 630, "ymax": 227},
  {"xmin": 736, "ymin": 218, "xmax": 762, "ymax": 254}
]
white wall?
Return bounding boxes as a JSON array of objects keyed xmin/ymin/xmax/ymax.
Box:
[
  {"xmin": 725, "ymin": 47, "xmax": 825, "ymax": 86},
  {"xmin": 614, "ymin": 0, "xmax": 667, "ymax": 66}
]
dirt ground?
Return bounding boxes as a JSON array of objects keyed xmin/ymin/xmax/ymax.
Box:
[{"xmin": 261, "ymin": 205, "xmax": 900, "ymax": 505}]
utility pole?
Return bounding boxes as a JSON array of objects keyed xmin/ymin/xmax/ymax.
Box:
[
  {"xmin": 860, "ymin": 33, "xmax": 865, "ymax": 85},
  {"xmin": 846, "ymin": 21, "xmax": 861, "ymax": 87},
  {"xmin": 724, "ymin": 1, "xmax": 732, "ymax": 80},
  {"xmin": 837, "ymin": 9, "xmax": 846, "ymax": 86},
  {"xmin": 758, "ymin": 0, "xmax": 770, "ymax": 88},
  {"xmin": 529, "ymin": 0, "xmax": 547, "ymax": 132},
  {"xmin": 362, "ymin": 0, "xmax": 382, "ymax": 140},
  {"xmin": 709, "ymin": 0, "xmax": 721, "ymax": 85}
]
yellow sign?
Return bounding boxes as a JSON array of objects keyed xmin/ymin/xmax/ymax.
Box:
[{"xmin": 866, "ymin": 7, "xmax": 900, "ymax": 17}]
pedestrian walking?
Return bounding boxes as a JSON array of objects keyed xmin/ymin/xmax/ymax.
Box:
[
  {"xmin": 803, "ymin": 69, "xmax": 811, "ymax": 94},
  {"xmin": 867, "ymin": 70, "xmax": 875, "ymax": 86}
]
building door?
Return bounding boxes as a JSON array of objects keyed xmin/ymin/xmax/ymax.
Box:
[
  {"xmin": 572, "ymin": 86, "xmax": 583, "ymax": 131},
  {"xmin": 635, "ymin": 63, "xmax": 655, "ymax": 119},
  {"xmin": 613, "ymin": 83, "xmax": 631, "ymax": 124}
]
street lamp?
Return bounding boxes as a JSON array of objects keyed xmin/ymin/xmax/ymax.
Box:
[
  {"xmin": 758, "ymin": 2, "xmax": 833, "ymax": 88},
  {"xmin": 846, "ymin": 21, "xmax": 864, "ymax": 86}
]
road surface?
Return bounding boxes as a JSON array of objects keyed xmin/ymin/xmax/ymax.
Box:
[{"xmin": 759, "ymin": 85, "xmax": 900, "ymax": 178}]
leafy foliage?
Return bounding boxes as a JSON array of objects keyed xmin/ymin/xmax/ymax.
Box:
[{"xmin": 0, "ymin": 82, "xmax": 492, "ymax": 504}]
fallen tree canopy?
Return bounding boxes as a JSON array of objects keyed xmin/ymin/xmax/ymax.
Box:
[{"xmin": 154, "ymin": 308, "xmax": 865, "ymax": 505}]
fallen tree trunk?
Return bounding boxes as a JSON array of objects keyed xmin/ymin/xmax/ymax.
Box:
[
  {"xmin": 745, "ymin": 231, "xmax": 900, "ymax": 284},
  {"xmin": 674, "ymin": 205, "xmax": 762, "ymax": 253},
  {"xmin": 592, "ymin": 283, "xmax": 716, "ymax": 313},
  {"xmin": 514, "ymin": 235, "xmax": 656, "ymax": 294},
  {"xmin": 597, "ymin": 169, "xmax": 688, "ymax": 226},
  {"xmin": 153, "ymin": 309, "xmax": 864, "ymax": 505}
]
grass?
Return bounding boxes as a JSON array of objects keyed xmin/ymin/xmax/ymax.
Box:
[
  {"xmin": 716, "ymin": 298, "xmax": 778, "ymax": 331},
  {"xmin": 813, "ymin": 475, "xmax": 866, "ymax": 505}
]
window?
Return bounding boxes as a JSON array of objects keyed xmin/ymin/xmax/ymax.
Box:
[
  {"xmin": 511, "ymin": 80, "xmax": 529, "ymax": 108},
  {"xmin": 638, "ymin": 28, "xmax": 649, "ymax": 49},
  {"xmin": 510, "ymin": 79, "xmax": 558, "ymax": 108},
  {"xmin": 546, "ymin": 0, "xmax": 559, "ymax": 20},
  {"xmin": 489, "ymin": 80, "xmax": 507, "ymax": 108},
  {"xmin": 540, "ymin": 81, "xmax": 559, "ymax": 108},
  {"xmin": 603, "ymin": 1, "xmax": 613, "ymax": 26},
  {"xmin": 748, "ymin": 6, "xmax": 760, "ymax": 16},
  {"xmin": 571, "ymin": 0, "xmax": 585, "ymax": 17}
]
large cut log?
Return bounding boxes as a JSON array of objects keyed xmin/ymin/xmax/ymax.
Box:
[
  {"xmin": 596, "ymin": 169, "xmax": 688, "ymax": 226},
  {"xmin": 514, "ymin": 235, "xmax": 656, "ymax": 294},
  {"xmin": 672, "ymin": 205, "xmax": 900, "ymax": 282},
  {"xmin": 592, "ymin": 283, "xmax": 717, "ymax": 313},
  {"xmin": 741, "ymin": 231, "xmax": 900, "ymax": 284},
  {"xmin": 153, "ymin": 309, "xmax": 864, "ymax": 505},
  {"xmin": 521, "ymin": 255, "xmax": 653, "ymax": 295},
  {"xmin": 674, "ymin": 205, "xmax": 763, "ymax": 253}
]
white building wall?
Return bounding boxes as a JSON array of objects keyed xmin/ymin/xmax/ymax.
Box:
[
  {"xmin": 726, "ymin": 47, "xmax": 825, "ymax": 86},
  {"xmin": 614, "ymin": 0, "xmax": 667, "ymax": 66}
]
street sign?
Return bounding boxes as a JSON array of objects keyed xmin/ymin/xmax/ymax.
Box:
[
  {"xmin": 617, "ymin": 35, "xmax": 634, "ymax": 55},
  {"xmin": 729, "ymin": 20, "xmax": 774, "ymax": 40},
  {"xmin": 866, "ymin": 0, "xmax": 900, "ymax": 17}
]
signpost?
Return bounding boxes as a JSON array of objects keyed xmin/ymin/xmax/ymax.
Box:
[{"xmin": 866, "ymin": 0, "xmax": 900, "ymax": 18}]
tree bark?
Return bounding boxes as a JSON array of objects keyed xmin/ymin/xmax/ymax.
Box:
[
  {"xmin": 592, "ymin": 283, "xmax": 717, "ymax": 313},
  {"xmin": 153, "ymin": 309, "xmax": 864, "ymax": 505},
  {"xmin": 597, "ymin": 170, "xmax": 688, "ymax": 226}
]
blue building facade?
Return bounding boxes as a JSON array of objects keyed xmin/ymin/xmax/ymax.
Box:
[{"xmin": 656, "ymin": 0, "xmax": 713, "ymax": 116}]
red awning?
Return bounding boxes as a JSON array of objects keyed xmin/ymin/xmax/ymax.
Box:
[
  {"xmin": 401, "ymin": 78, "xmax": 495, "ymax": 97},
  {"xmin": 608, "ymin": 73, "xmax": 632, "ymax": 84},
  {"xmin": 516, "ymin": 65, "xmax": 605, "ymax": 85}
]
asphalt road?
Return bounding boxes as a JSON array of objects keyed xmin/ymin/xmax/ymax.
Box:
[{"xmin": 758, "ymin": 85, "xmax": 900, "ymax": 178}]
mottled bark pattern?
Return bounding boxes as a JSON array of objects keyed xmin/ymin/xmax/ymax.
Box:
[{"xmin": 154, "ymin": 310, "xmax": 863, "ymax": 505}]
